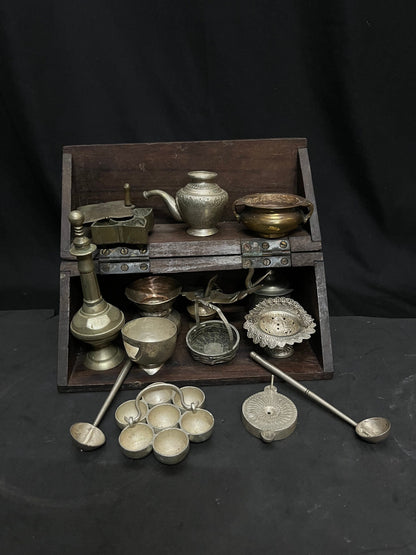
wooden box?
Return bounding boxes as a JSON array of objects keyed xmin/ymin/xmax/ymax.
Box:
[{"xmin": 58, "ymin": 138, "xmax": 333, "ymax": 392}]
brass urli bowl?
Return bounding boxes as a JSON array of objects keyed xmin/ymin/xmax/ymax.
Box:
[{"xmin": 233, "ymin": 192, "xmax": 314, "ymax": 238}]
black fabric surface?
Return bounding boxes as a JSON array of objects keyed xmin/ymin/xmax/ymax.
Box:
[
  {"xmin": 0, "ymin": 2, "xmax": 415, "ymax": 315},
  {"xmin": 1, "ymin": 309, "xmax": 415, "ymax": 553}
]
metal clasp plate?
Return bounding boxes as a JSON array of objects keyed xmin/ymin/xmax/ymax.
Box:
[
  {"xmin": 241, "ymin": 237, "xmax": 291, "ymax": 269},
  {"xmin": 96, "ymin": 246, "xmax": 150, "ymax": 274}
]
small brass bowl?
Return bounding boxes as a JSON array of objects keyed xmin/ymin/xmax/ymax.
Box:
[
  {"xmin": 125, "ymin": 276, "xmax": 182, "ymax": 317},
  {"xmin": 118, "ymin": 423, "xmax": 154, "ymax": 459},
  {"xmin": 180, "ymin": 408, "xmax": 215, "ymax": 443},
  {"xmin": 233, "ymin": 192, "xmax": 314, "ymax": 238},
  {"xmin": 173, "ymin": 386, "xmax": 206, "ymax": 412},
  {"xmin": 153, "ymin": 428, "xmax": 190, "ymax": 465},
  {"xmin": 141, "ymin": 384, "xmax": 173, "ymax": 407},
  {"xmin": 147, "ymin": 403, "xmax": 181, "ymax": 434},
  {"xmin": 115, "ymin": 399, "xmax": 148, "ymax": 429}
]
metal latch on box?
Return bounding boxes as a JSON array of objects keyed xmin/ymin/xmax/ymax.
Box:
[
  {"xmin": 241, "ymin": 237, "xmax": 291, "ymax": 268},
  {"xmin": 96, "ymin": 246, "xmax": 150, "ymax": 274}
]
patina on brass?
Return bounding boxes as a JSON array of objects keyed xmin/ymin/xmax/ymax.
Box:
[
  {"xmin": 251, "ymin": 352, "xmax": 391, "ymax": 443},
  {"xmin": 244, "ymin": 297, "xmax": 316, "ymax": 358},
  {"xmin": 91, "ymin": 207, "xmax": 154, "ymax": 245},
  {"xmin": 143, "ymin": 170, "xmax": 228, "ymax": 236},
  {"xmin": 180, "ymin": 408, "xmax": 215, "ymax": 443},
  {"xmin": 241, "ymin": 379, "xmax": 298, "ymax": 442},
  {"xmin": 233, "ymin": 192, "xmax": 314, "ymax": 238},
  {"xmin": 118, "ymin": 422, "xmax": 154, "ymax": 459},
  {"xmin": 183, "ymin": 268, "xmax": 271, "ymax": 320},
  {"xmin": 186, "ymin": 302, "xmax": 240, "ymax": 365},
  {"xmin": 153, "ymin": 428, "xmax": 190, "ymax": 465},
  {"xmin": 127, "ymin": 381, "xmax": 212, "ymax": 464},
  {"xmin": 68, "ymin": 210, "xmax": 125, "ymax": 371},
  {"xmin": 70, "ymin": 359, "xmax": 132, "ymax": 451},
  {"xmin": 121, "ymin": 317, "xmax": 178, "ymax": 375},
  {"xmin": 125, "ymin": 276, "xmax": 181, "ymax": 317},
  {"xmin": 78, "ymin": 183, "xmax": 135, "ymax": 223}
]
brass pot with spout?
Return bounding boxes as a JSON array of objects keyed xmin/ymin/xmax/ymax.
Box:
[{"xmin": 143, "ymin": 171, "xmax": 228, "ymax": 237}]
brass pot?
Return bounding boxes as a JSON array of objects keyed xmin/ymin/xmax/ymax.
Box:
[{"xmin": 233, "ymin": 192, "xmax": 313, "ymax": 238}]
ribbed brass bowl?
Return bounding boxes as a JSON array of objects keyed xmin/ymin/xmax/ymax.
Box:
[{"xmin": 233, "ymin": 192, "xmax": 314, "ymax": 238}]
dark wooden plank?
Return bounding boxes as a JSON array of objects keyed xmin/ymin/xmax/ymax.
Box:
[
  {"xmin": 298, "ymin": 147, "xmax": 322, "ymax": 243},
  {"xmin": 60, "ymin": 153, "xmax": 72, "ymax": 259},
  {"xmin": 57, "ymin": 266, "xmax": 72, "ymax": 390},
  {"xmin": 151, "ymin": 255, "xmax": 243, "ymax": 273},
  {"xmin": 63, "ymin": 221, "xmax": 321, "ymax": 263},
  {"xmin": 291, "ymin": 252, "xmax": 324, "ymax": 267}
]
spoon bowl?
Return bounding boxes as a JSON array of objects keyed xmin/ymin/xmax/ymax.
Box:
[{"xmin": 355, "ymin": 417, "xmax": 391, "ymax": 443}]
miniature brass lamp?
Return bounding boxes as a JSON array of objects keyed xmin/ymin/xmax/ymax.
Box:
[{"xmin": 69, "ymin": 210, "xmax": 125, "ymax": 371}]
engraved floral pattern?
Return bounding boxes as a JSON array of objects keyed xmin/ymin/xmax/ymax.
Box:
[{"xmin": 244, "ymin": 296, "xmax": 316, "ymax": 349}]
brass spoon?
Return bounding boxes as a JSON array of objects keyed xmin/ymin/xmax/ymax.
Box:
[
  {"xmin": 70, "ymin": 360, "xmax": 132, "ymax": 450},
  {"xmin": 250, "ymin": 352, "xmax": 391, "ymax": 443}
]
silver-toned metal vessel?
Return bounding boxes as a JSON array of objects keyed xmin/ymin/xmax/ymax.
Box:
[
  {"xmin": 244, "ymin": 297, "xmax": 316, "ymax": 358},
  {"xmin": 251, "ymin": 352, "xmax": 391, "ymax": 443},
  {"xmin": 186, "ymin": 302, "xmax": 240, "ymax": 365},
  {"xmin": 143, "ymin": 170, "xmax": 228, "ymax": 236},
  {"xmin": 117, "ymin": 382, "xmax": 214, "ymax": 464},
  {"xmin": 247, "ymin": 269, "xmax": 293, "ymax": 308},
  {"xmin": 68, "ymin": 210, "xmax": 125, "ymax": 371},
  {"xmin": 121, "ymin": 317, "xmax": 178, "ymax": 375},
  {"xmin": 241, "ymin": 381, "xmax": 298, "ymax": 442}
]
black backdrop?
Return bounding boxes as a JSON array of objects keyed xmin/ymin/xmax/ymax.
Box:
[{"xmin": 1, "ymin": 1, "xmax": 415, "ymax": 316}]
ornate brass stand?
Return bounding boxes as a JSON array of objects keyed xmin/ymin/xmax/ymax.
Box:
[{"xmin": 69, "ymin": 210, "xmax": 125, "ymax": 371}]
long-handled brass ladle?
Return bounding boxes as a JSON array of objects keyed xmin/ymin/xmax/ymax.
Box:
[
  {"xmin": 250, "ymin": 352, "xmax": 391, "ymax": 443},
  {"xmin": 70, "ymin": 360, "xmax": 132, "ymax": 450}
]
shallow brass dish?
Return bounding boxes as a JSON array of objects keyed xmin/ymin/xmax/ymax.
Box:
[{"xmin": 233, "ymin": 192, "xmax": 313, "ymax": 238}]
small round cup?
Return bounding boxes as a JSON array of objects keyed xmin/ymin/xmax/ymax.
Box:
[
  {"xmin": 141, "ymin": 384, "xmax": 173, "ymax": 408},
  {"xmin": 118, "ymin": 422, "xmax": 154, "ymax": 459},
  {"xmin": 153, "ymin": 428, "xmax": 189, "ymax": 465},
  {"xmin": 115, "ymin": 399, "xmax": 148, "ymax": 429},
  {"xmin": 147, "ymin": 403, "xmax": 181, "ymax": 434},
  {"xmin": 180, "ymin": 408, "xmax": 215, "ymax": 443},
  {"xmin": 173, "ymin": 386, "xmax": 206, "ymax": 413}
]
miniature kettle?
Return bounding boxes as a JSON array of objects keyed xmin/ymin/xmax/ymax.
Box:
[{"xmin": 143, "ymin": 171, "xmax": 228, "ymax": 237}]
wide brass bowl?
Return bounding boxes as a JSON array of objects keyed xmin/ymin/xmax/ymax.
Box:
[{"xmin": 233, "ymin": 192, "xmax": 314, "ymax": 238}]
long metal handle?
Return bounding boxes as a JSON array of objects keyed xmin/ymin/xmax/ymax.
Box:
[
  {"xmin": 250, "ymin": 352, "xmax": 357, "ymax": 428},
  {"xmin": 93, "ymin": 360, "xmax": 132, "ymax": 427}
]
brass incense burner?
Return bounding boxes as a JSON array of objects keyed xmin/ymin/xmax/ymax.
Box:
[{"xmin": 233, "ymin": 192, "xmax": 313, "ymax": 238}]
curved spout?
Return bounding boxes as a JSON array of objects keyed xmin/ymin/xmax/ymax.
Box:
[{"xmin": 143, "ymin": 189, "xmax": 182, "ymax": 222}]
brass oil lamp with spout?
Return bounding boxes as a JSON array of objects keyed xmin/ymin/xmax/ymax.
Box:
[{"xmin": 69, "ymin": 210, "xmax": 125, "ymax": 371}]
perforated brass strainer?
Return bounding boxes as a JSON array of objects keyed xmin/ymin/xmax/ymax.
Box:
[{"xmin": 244, "ymin": 297, "xmax": 316, "ymax": 358}]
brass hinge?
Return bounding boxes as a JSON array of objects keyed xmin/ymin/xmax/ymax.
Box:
[
  {"xmin": 241, "ymin": 237, "xmax": 291, "ymax": 269},
  {"xmin": 96, "ymin": 246, "xmax": 150, "ymax": 274}
]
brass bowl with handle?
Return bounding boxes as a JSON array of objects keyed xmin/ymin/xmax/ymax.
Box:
[{"xmin": 233, "ymin": 192, "xmax": 314, "ymax": 238}]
